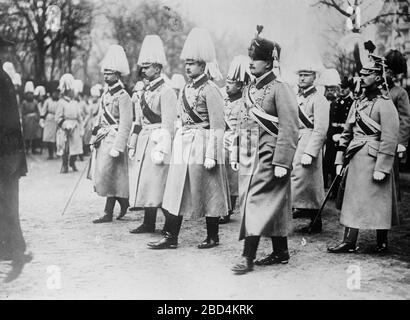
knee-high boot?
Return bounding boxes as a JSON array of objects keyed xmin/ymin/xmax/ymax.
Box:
[
  {"xmin": 327, "ymin": 227, "xmax": 358, "ymax": 253},
  {"xmin": 198, "ymin": 217, "xmax": 219, "ymax": 249}
]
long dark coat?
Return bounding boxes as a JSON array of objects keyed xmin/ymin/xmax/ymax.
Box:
[
  {"xmin": 335, "ymin": 92, "xmax": 399, "ymax": 229},
  {"xmin": 0, "ymin": 66, "xmax": 27, "ymax": 258},
  {"xmin": 128, "ymin": 78, "xmax": 177, "ymax": 208},
  {"xmin": 231, "ymin": 71, "xmax": 299, "ymax": 239}
]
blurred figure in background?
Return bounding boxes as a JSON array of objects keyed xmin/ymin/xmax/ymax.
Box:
[
  {"xmin": 40, "ymin": 84, "xmax": 59, "ymax": 160},
  {"xmin": 323, "ymin": 74, "xmax": 354, "ymax": 192},
  {"xmin": 55, "ymin": 73, "xmax": 84, "ymax": 173},
  {"xmin": 219, "ymin": 55, "xmax": 251, "ymax": 224},
  {"xmin": 34, "ymin": 85, "xmax": 46, "ymax": 154},
  {"xmin": 21, "ymin": 81, "xmax": 41, "ymax": 155}
]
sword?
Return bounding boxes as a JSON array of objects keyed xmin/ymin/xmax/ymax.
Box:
[
  {"xmin": 61, "ymin": 159, "xmax": 89, "ymax": 216},
  {"xmin": 309, "ymin": 166, "xmax": 346, "ymax": 232}
]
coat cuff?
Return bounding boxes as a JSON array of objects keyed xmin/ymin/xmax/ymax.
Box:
[{"xmin": 335, "ymin": 151, "xmax": 345, "ymax": 165}]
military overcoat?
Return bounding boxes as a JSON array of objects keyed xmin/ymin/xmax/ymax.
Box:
[
  {"xmin": 162, "ymin": 74, "xmax": 230, "ymax": 219},
  {"xmin": 128, "ymin": 77, "xmax": 177, "ymax": 208},
  {"xmin": 335, "ymin": 92, "xmax": 399, "ymax": 229},
  {"xmin": 231, "ymin": 71, "xmax": 299, "ymax": 239},
  {"xmin": 291, "ymin": 87, "xmax": 329, "ymax": 209}
]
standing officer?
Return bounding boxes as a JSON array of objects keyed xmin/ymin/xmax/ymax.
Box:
[
  {"xmin": 0, "ymin": 34, "xmax": 29, "ymax": 264},
  {"xmin": 90, "ymin": 45, "xmax": 133, "ymax": 223},
  {"xmin": 148, "ymin": 27, "xmax": 229, "ymax": 250},
  {"xmin": 291, "ymin": 60, "xmax": 329, "ymax": 234},
  {"xmin": 230, "ymin": 26, "xmax": 299, "ymax": 274},
  {"xmin": 219, "ymin": 55, "xmax": 251, "ymax": 224},
  {"xmin": 323, "ymin": 76, "xmax": 354, "ymax": 190},
  {"xmin": 328, "ymin": 55, "xmax": 399, "ymax": 254},
  {"xmin": 128, "ymin": 35, "xmax": 177, "ymax": 233}
]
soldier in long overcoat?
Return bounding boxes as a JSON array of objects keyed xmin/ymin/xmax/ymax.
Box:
[
  {"xmin": 230, "ymin": 28, "xmax": 299, "ymax": 275},
  {"xmin": 291, "ymin": 65, "xmax": 329, "ymax": 234},
  {"xmin": 148, "ymin": 28, "xmax": 229, "ymax": 250},
  {"xmin": 219, "ymin": 55, "xmax": 250, "ymax": 225},
  {"xmin": 55, "ymin": 74, "xmax": 84, "ymax": 173},
  {"xmin": 90, "ymin": 45, "xmax": 133, "ymax": 223},
  {"xmin": 128, "ymin": 35, "xmax": 177, "ymax": 232},
  {"xmin": 40, "ymin": 87, "xmax": 59, "ymax": 159},
  {"xmin": 328, "ymin": 56, "xmax": 399, "ymax": 254},
  {"xmin": 0, "ymin": 35, "xmax": 29, "ymax": 263}
]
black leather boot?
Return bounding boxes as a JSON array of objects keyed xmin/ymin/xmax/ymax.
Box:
[
  {"xmin": 373, "ymin": 230, "xmax": 389, "ymax": 254},
  {"xmin": 255, "ymin": 237, "xmax": 290, "ymax": 265},
  {"xmin": 116, "ymin": 198, "xmax": 129, "ymax": 220},
  {"xmin": 69, "ymin": 156, "xmax": 78, "ymax": 172},
  {"xmin": 130, "ymin": 208, "xmax": 157, "ymax": 233},
  {"xmin": 147, "ymin": 215, "xmax": 182, "ymax": 249},
  {"xmin": 93, "ymin": 198, "xmax": 115, "ymax": 223},
  {"xmin": 232, "ymin": 236, "xmax": 259, "ymax": 275},
  {"xmin": 327, "ymin": 227, "xmax": 359, "ymax": 253},
  {"xmin": 198, "ymin": 217, "xmax": 219, "ymax": 249},
  {"xmin": 47, "ymin": 142, "xmax": 54, "ymax": 159}
]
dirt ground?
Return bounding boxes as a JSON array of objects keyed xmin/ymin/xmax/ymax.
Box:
[{"xmin": 1, "ymin": 153, "xmax": 410, "ymax": 300}]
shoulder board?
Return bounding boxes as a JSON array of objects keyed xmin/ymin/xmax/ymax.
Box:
[
  {"xmin": 274, "ymin": 77, "xmax": 283, "ymax": 83},
  {"xmin": 380, "ymin": 94, "xmax": 389, "ymax": 100}
]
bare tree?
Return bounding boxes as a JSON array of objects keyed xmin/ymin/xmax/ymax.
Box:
[{"xmin": 0, "ymin": 0, "xmax": 94, "ymax": 83}]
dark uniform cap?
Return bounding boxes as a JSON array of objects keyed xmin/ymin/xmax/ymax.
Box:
[
  {"xmin": 384, "ymin": 49, "xmax": 407, "ymax": 76},
  {"xmin": 248, "ymin": 25, "xmax": 281, "ymax": 62},
  {"xmin": 340, "ymin": 76, "xmax": 355, "ymax": 90}
]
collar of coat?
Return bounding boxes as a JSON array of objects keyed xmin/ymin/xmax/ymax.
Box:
[
  {"xmin": 254, "ymin": 71, "xmax": 275, "ymax": 90},
  {"xmin": 189, "ymin": 73, "xmax": 209, "ymax": 89},
  {"xmin": 146, "ymin": 77, "xmax": 165, "ymax": 92},
  {"xmin": 62, "ymin": 95, "xmax": 71, "ymax": 102},
  {"xmin": 108, "ymin": 81, "xmax": 124, "ymax": 95},
  {"xmin": 363, "ymin": 87, "xmax": 382, "ymax": 101},
  {"xmin": 298, "ymin": 86, "xmax": 317, "ymax": 98}
]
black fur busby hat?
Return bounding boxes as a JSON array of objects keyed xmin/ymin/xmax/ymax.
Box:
[
  {"xmin": 340, "ymin": 76, "xmax": 355, "ymax": 90},
  {"xmin": 248, "ymin": 25, "xmax": 281, "ymax": 64},
  {"xmin": 384, "ymin": 49, "xmax": 407, "ymax": 76}
]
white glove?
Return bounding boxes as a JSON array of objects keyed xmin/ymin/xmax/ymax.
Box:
[
  {"xmin": 301, "ymin": 154, "xmax": 313, "ymax": 166},
  {"xmin": 230, "ymin": 162, "xmax": 239, "ymax": 172},
  {"xmin": 332, "ymin": 134, "xmax": 341, "ymax": 143},
  {"xmin": 397, "ymin": 144, "xmax": 406, "ymax": 159},
  {"xmin": 274, "ymin": 166, "xmax": 287, "ymax": 178},
  {"xmin": 336, "ymin": 165, "xmax": 343, "ymax": 175},
  {"xmin": 204, "ymin": 157, "xmax": 216, "ymax": 170},
  {"xmin": 90, "ymin": 144, "xmax": 95, "ymax": 152},
  {"xmin": 151, "ymin": 149, "xmax": 165, "ymax": 165},
  {"xmin": 39, "ymin": 119, "xmax": 45, "ymax": 128},
  {"xmin": 373, "ymin": 171, "xmax": 386, "ymax": 181},
  {"xmin": 128, "ymin": 148, "xmax": 135, "ymax": 159},
  {"xmin": 109, "ymin": 149, "xmax": 120, "ymax": 158}
]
